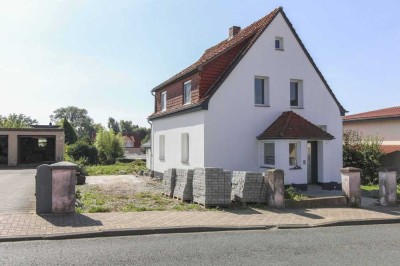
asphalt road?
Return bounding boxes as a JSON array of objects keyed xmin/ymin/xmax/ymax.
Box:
[
  {"xmin": 1, "ymin": 224, "xmax": 400, "ymax": 265},
  {"xmin": 0, "ymin": 169, "xmax": 36, "ymax": 213}
]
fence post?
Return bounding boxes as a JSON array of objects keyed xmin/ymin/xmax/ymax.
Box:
[
  {"xmin": 340, "ymin": 167, "xmax": 361, "ymax": 207},
  {"xmin": 379, "ymin": 170, "xmax": 397, "ymax": 206},
  {"xmin": 266, "ymin": 169, "xmax": 285, "ymax": 208}
]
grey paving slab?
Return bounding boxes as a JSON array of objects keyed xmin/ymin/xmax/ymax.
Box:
[{"xmin": 0, "ymin": 168, "xmax": 36, "ymax": 214}]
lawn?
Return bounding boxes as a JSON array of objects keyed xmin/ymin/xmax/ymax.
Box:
[
  {"xmin": 85, "ymin": 161, "xmax": 147, "ymax": 176},
  {"xmin": 361, "ymin": 184, "xmax": 400, "ymax": 198},
  {"xmin": 76, "ymin": 185, "xmax": 205, "ymax": 213}
]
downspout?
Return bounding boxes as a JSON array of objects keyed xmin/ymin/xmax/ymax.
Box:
[{"xmin": 148, "ymin": 91, "xmax": 155, "ymax": 176}]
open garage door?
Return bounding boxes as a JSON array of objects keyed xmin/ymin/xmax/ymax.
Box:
[
  {"xmin": 0, "ymin": 136, "xmax": 7, "ymax": 165},
  {"xmin": 18, "ymin": 136, "xmax": 56, "ymax": 165}
]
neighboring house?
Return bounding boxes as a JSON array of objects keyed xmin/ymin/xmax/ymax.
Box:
[
  {"xmin": 343, "ymin": 106, "xmax": 400, "ymax": 175},
  {"xmin": 141, "ymin": 140, "xmax": 151, "ymax": 169},
  {"xmin": 148, "ymin": 7, "xmax": 345, "ymax": 189},
  {"xmin": 0, "ymin": 125, "xmax": 65, "ymax": 166},
  {"xmin": 122, "ymin": 133, "xmax": 142, "ymax": 155}
]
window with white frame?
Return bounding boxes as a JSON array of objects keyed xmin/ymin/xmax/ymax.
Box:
[
  {"xmin": 261, "ymin": 142, "xmax": 275, "ymax": 167},
  {"xmin": 289, "ymin": 142, "xmax": 300, "ymax": 167},
  {"xmin": 183, "ymin": 80, "xmax": 191, "ymax": 105},
  {"xmin": 161, "ymin": 91, "xmax": 167, "ymax": 111},
  {"xmin": 275, "ymin": 37, "xmax": 284, "ymax": 50},
  {"xmin": 181, "ymin": 133, "xmax": 189, "ymax": 163},
  {"xmin": 254, "ymin": 76, "xmax": 269, "ymax": 106},
  {"xmin": 159, "ymin": 135, "xmax": 165, "ymax": 160},
  {"xmin": 290, "ymin": 80, "xmax": 303, "ymax": 108}
]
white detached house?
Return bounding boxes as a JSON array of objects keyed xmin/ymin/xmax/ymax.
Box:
[{"xmin": 148, "ymin": 7, "xmax": 346, "ymax": 190}]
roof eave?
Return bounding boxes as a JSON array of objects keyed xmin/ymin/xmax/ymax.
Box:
[{"xmin": 151, "ymin": 68, "xmax": 200, "ymax": 93}]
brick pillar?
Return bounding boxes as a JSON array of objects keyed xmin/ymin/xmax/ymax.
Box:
[
  {"xmin": 266, "ymin": 169, "xmax": 285, "ymax": 208},
  {"xmin": 379, "ymin": 171, "xmax": 397, "ymax": 206},
  {"xmin": 340, "ymin": 167, "xmax": 361, "ymax": 207}
]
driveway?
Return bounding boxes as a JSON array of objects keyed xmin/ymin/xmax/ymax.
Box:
[{"xmin": 0, "ymin": 168, "xmax": 36, "ymax": 213}]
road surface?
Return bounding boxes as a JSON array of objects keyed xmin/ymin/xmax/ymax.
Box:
[{"xmin": 1, "ymin": 224, "xmax": 400, "ymax": 265}]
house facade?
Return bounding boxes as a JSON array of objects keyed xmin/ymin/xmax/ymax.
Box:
[
  {"xmin": 343, "ymin": 106, "xmax": 400, "ymax": 175},
  {"xmin": 148, "ymin": 7, "xmax": 345, "ymax": 189},
  {"xmin": 122, "ymin": 133, "xmax": 142, "ymax": 155}
]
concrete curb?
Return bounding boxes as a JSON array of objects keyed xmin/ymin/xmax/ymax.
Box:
[{"xmin": 1, "ymin": 218, "xmax": 400, "ymax": 242}]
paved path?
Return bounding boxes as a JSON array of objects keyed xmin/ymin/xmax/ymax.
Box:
[
  {"xmin": 0, "ymin": 169, "xmax": 36, "ymax": 214},
  {"xmin": 1, "ymin": 206, "xmax": 400, "ymax": 240}
]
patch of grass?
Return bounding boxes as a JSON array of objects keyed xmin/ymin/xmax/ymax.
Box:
[
  {"xmin": 88, "ymin": 206, "xmax": 111, "ymax": 213},
  {"xmin": 361, "ymin": 184, "xmax": 400, "ymax": 198},
  {"xmin": 86, "ymin": 161, "xmax": 147, "ymax": 176},
  {"xmin": 76, "ymin": 186, "xmax": 207, "ymax": 213}
]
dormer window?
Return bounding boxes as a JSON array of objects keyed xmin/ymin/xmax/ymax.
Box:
[
  {"xmin": 183, "ymin": 80, "xmax": 191, "ymax": 105},
  {"xmin": 275, "ymin": 37, "xmax": 284, "ymax": 50},
  {"xmin": 161, "ymin": 91, "xmax": 167, "ymax": 111}
]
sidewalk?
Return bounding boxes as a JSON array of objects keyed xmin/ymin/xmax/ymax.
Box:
[{"xmin": 1, "ymin": 206, "xmax": 400, "ymax": 241}]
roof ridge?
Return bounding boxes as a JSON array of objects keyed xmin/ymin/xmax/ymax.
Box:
[{"xmin": 280, "ymin": 111, "xmax": 293, "ymax": 137}]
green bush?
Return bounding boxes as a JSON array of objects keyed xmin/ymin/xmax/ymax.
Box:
[
  {"xmin": 95, "ymin": 129, "xmax": 124, "ymax": 165},
  {"xmin": 343, "ymin": 130, "xmax": 384, "ymax": 184},
  {"xmin": 66, "ymin": 141, "xmax": 99, "ymax": 165}
]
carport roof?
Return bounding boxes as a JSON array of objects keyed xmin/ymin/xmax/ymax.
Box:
[{"xmin": 0, "ymin": 128, "xmax": 64, "ymax": 132}]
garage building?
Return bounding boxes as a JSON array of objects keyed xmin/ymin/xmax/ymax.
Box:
[{"xmin": 0, "ymin": 127, "xmax": 65, "ymax": 166}]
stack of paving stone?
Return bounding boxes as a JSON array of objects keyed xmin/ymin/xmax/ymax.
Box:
[
  {"xmin": 193, "ymin": 168, "xmax": 232, "ymax": 207},
  {"xmin": 162, "ymin": 168, "xmax": 176, "ymax": 197},
  {"xmin": 231, "ymin": 171, "xmax": 267, "ymax": 204},
  {"xmin": 173, "ymin": 169, "xmax": 194, "ymax": 201}
]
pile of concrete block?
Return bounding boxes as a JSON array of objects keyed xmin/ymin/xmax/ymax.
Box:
[
  {"xmin": 193, "ymin": 168, "xmax": 231, "ymax": 207},
  {"xmin": 162, "ymin": 168, "xmax": 176, "ymax": 197},
  {"xmin": 173, "ymin": 169, "xmax": 194, "ymax": 201},
  {"xmin": 231, "ymin": 171, "xmax": 268, "ymax": 204}
]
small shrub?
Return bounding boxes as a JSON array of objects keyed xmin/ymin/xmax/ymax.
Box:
[
  {"xmin": 285, "ymin": 186, "xmax": 308, "ymax": 201},
  {"xmin": 66, "ymin": 141, "xmax": 99, "ymax": 165}
]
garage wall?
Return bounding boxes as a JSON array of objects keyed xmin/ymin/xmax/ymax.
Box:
[{"xmin": 0, "ymin": 129, "xmax": 65, "ymax": 166}]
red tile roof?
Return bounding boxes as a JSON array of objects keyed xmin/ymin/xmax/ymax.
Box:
[
  {"xmin": 343, "ymin": 106, "xmax": 400, "ymax": 121},
  {"xmin": 381, "ymin": 145, "xmax": 400, "ymax": 154},
  {"xmin": 151, "ymin": 8, "xmax": 281, "ymax": 92},
  {"xmin": 149, "ymin": 7, "xmax": 346, "ymax": 120},
  {"xmin": 257, "ymin": 111, "xmax": 334, "ymax": 140}
]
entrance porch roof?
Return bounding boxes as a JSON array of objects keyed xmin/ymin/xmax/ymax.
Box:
[{"xmin": 257, "ymin": 111, "xmax": 334, "ymax": 140}]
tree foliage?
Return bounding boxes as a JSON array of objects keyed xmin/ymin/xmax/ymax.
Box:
[
  {"xmin": 95, "ymin": 129, "xmax": 124, "ymax": 164},
  {"xmin": 119, "ymin": 120, "xmax": 137, "ymax": 134},
  {"xmin": 50, "ymin": 106, "xmax": 94, "ymax": 139},
  {"xmin": 107, "ymin": 117, "xmax": 120, "ymax": 134},
  {"xmin": 343, "ymin": 129, "xmax": 385, "ymax": 184},
  {"xmin": 0, "ymin": 113, "xmax": 38, "ymax": 128},
  {"xmin": 62, "ymin": 118, "xmax": 78, "ymax": 145}
]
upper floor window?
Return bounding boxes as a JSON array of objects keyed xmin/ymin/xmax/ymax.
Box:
[
  {"xmin": 275, "ymin": 37, "xmax": 284, "ymax": 50},
  {"xmin": 290, "ymin": 80, "xmax": 303, "ymax": 108},
  {"xmin": 254, "ymin": 76, "xmax": 269, "ymax": 106},
  {"xmin": 183, "ymin": 80, "xmax": 192, "ymax": 105},
  {"xmin": 161, "ymin": 91, "xmax": 167, "ymax": 111}
]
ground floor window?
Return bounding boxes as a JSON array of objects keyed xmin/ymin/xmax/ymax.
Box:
[
  {"xmin": 159, "ymin": 135, "xmax": 165, "ymax": 161},
  {"xmin": 289, "ymin": 142, "xmax": 300, "ymax": 167},
  {"xmin": 181, "ymin": 133, "xmax": 189, "ymax": 163},
  {"xmin": 260, "ymin": 142, "xmax": 275, "ymax": 167}
]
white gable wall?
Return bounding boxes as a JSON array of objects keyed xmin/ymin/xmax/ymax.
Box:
[
  {"xmin": 204, "ymin": 13, "xmax": 343, "ymax": 184},
  {"xmin": 151, "ymin": 111, "xmax": 205, "ymax": 175}
]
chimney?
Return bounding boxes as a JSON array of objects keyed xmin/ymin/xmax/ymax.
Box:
[{"xmin": 229, "ymin": 26, "xmax": 241, "ymax": 39}]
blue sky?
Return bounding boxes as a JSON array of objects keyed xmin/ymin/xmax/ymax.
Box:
[{"xmin": 0, "ymin": 0, "xmax": 399, "ymax": 126}]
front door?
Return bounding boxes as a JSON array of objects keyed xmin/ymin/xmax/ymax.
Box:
[{"xmin": 307, "ymin": 141, "xmax": 318, "ymax": 184}]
